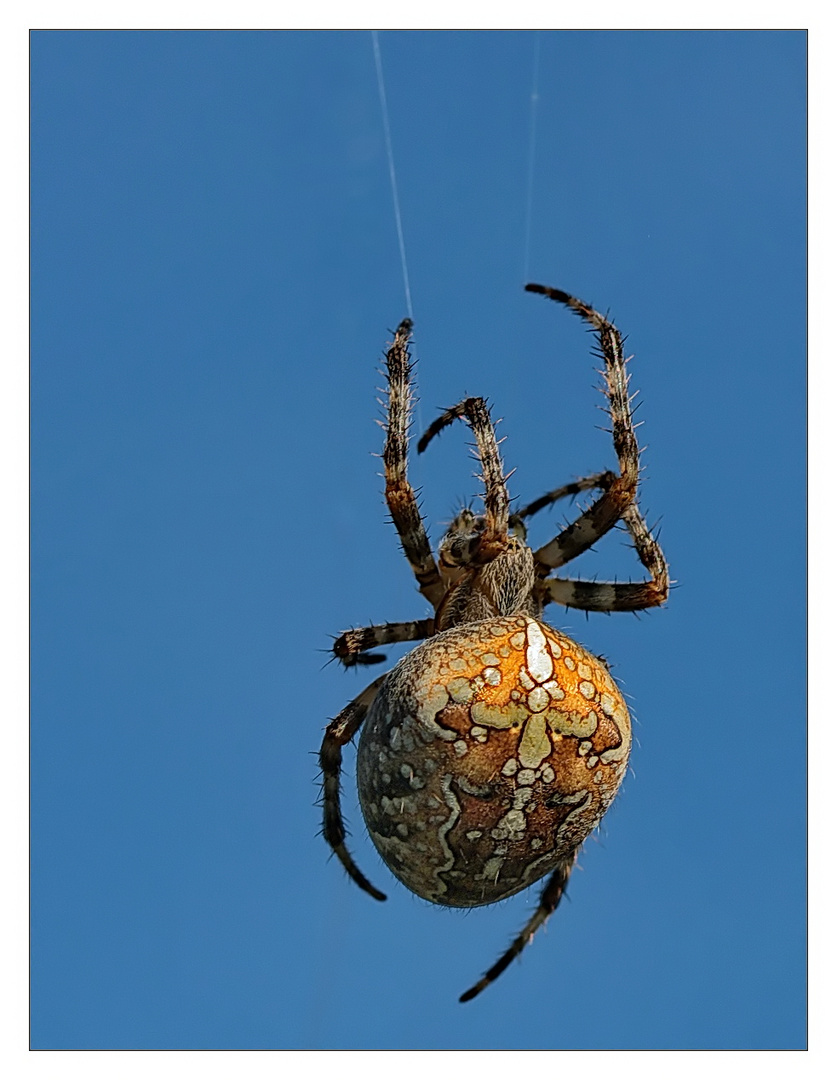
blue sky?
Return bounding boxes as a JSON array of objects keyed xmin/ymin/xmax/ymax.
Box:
[{"xmin": 31, "ymin": 30, "xmax": 806, "ymax": 1050}]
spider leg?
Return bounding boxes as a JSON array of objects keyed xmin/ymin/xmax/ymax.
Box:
[
  {"xmin": 525, "ymin": 284, "xmax": 641, "ymax": 571},
  {"xmin": 320, "ymin": 674, "xmax": 389, "ymax": 901},
  {"xmin": 544, "ymin": 501, "xmax": 669, "ymax": 612},
  {"xmin": 417, "ymin": 397, "xmax": 510, "ymax": 561},
  {"xmin": 383, "ymin": 320, "xmax": 445, "ymax": 607},
  {"xmin": 459, "ymin": 856, "xmax": 575, "ymax": 1003},
  {"xmin": 333, "ymin": 617, "xmax": 435, "ymax": 667},
  {"xmin": 516, "ymin": 469, "xmax": 616, "ymax": 522}
]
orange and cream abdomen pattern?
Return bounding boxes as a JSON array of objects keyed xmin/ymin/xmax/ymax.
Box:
[{"xmin": 357, "ymin": 614, "xmax": 631, "ymax": 908}]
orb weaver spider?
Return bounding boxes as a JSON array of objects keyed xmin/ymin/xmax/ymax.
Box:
[{"xmin": 319, "ymin": 284, "xmax": 669, "ymax": 1002}]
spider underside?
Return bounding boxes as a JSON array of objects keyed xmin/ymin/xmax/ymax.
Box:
[{"xmin": 319, "ymin": 284, "xmax": 669, "ymax": 1003}]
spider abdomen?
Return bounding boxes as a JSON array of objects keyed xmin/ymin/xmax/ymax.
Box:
[{"xmin": 357, "ymin": 614, "xmax": 632, "ymax": 908}]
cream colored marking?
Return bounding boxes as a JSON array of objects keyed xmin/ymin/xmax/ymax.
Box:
[
  {"xmin": 530, "ymin": 838, "xmax": 543, "ymax": 849},
  {"xmin": 548, "ymin": 638, "xmax": 562, "ymax": 659},
  {"xmin": 397, "ymin": 823, "xmax": 409, "ymax": 837},
  {"xmin": 527, "ymin": 686, "xmax": 549, "ymax": 713},
  {"xmin": 539, "ymin": 764, "xmax": 555, "ymax": 783},
  {"xmin": 481, "ymin": 652, "xmax": 500, "ymax": 666},
  {"xmin": 563, "ymin": 656, "xmax": 576, "ymax": 671},
  {"xmin": 482, "ymin": 666, "xmax": 502, "ymax": 686},
  {"xmin": 480, "ymin": 855, "xmax": 505, "ymax": 883},
  {"xmin": 492, "ymin": 808, "xmax": 526, "ymax": 841},
  {"xmin": 470, "ymin": 700, "xmax": 530, "ymax": 729},
  {"xmin": 449, "ymin": 657, "xmax": 467, "ymax": 672},
  {"xmin": 466, "ymin": 829, "xmax": 483, "ymax": 840},
  {"xmin": 552, "ymin": 789, "xmax": 589, "ymax": 809},
  {"xmin": 509, "ymin": 631, "xmax": 526, "ymax": 650},
  {"xmin": 512, "ymin": 787, "xmax": 533, "ymax": 810},
  {"xmin": 502, "ymin": 758, "xmax": 518, "ymax": 776},
  {"xmin": 578, "ymin": 662, "xmax": 593, "ymax": 679},
  {"xmin": 600, "ymin": 736, "xmax": 629, "ymax": 764},
  {"xmin": 518, "ymin": 713, "xmax": 551, "ymax": 769},
  {"xmin": 544, "ymin": 679, "xmax": 565, "ymax": 700},
  {"xmin": 400, "ymin": 764, "xmax": 412, "ymax": 778},
  {"xmin": 433, "ymin": 775, "xmax": 462, "ymax": 892},
  {"xmin": 579, "ymin": 680, "xmax": 596, "ymax": 700},
  {"xmin": 417, "ymin": 683, "xmax": 449, "ymax": 726},
  {"xmin": 453, "ymin": 740, "xmax": 468, "ymax": 757},
  {"xmin": 548, "ymin": 708, "xmax": 598, "ymax": 739},
  {"xmin": 525, "ymin": 620, "xmax": 554, "ymax": 683},
  {"xmin": 579, "ymin": 740, "xmax": 592, "ymax": 756},
  {"xmin": 516, "ymin": 768, "xmax": 535, "ymax": 786},
  {"xmin": 519, "ymin": 669, "xmax": 535, "ymax": 691},
  {"xmin": 448, "ymin": 677, "xmax": 474, "ymax": 703},
  {"xmin": 586, "ymin": 755, "xmax": 600, "ymax": 769}
]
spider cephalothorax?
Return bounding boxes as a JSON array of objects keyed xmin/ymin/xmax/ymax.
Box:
[{"xmin": 320, "ymin": 285, "xmax": 669, "ymax": 1002}]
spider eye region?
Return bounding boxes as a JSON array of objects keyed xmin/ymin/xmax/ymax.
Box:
[
  {"xmin": 356, "ymin": 615, "xmax": 631, "ymax": 909},
  {"xmin": 439, "ymin": 511, "xmax": 526, "ymax": 571}
]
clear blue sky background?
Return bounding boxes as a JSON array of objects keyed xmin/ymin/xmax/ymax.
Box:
[{"xmin": 31, "ymin": 31, "xmax": 806, "ymax": 1050}]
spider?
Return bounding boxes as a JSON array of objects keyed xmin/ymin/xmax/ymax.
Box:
[{"xmin": 319, "ymin": 284, "xmax": 669, "ymax": 1002}]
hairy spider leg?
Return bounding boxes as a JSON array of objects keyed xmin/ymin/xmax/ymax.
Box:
[
  {"xmin": 320, "ymin": 675, "xmax": 389, "ymax": 901},
  {"xmin": 525, "ymin": 284, "xmax": 641, "ymax": 572},
  {"xmin": 459, "ymin": 855, "xmax": 576, "ymax": 1003},
  {"xmin": 417, "ymin": 396, "xmax": 510, "ymax": 561},
  {"xmin": 333, "ymin": 617, "xmax": 436, "ymax": 666},
  {"xmin": 516, "ymin": 470, "xmax": 616, "ymax": 522},
  {"xmin": 545, "ymin": 500, "xmax": 669, "ymax": 612},
  {"xmin": 383, "ymin": 319, "xmax": 445, "ymax": 607}
]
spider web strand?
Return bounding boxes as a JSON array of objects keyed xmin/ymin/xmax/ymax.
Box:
[
  {"xmin": 522, "ymin": 31, "xmax": 541, "ymax": 283},
  {"xmin": 372, "ymin": 31, "xmax": 414, "ymax": 320}
]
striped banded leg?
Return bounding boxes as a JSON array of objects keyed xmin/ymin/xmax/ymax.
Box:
[
  {"xmin": 333, "ymin": 617, "xmax": 436, "ymax": 667},
  {"xmin": 320, "ymin": 675, "xmax": 389, "ymax": 901},
  {"xmin": 459, "ymin": 855, "xmax": 576, "ymax": 1003},
  {"xmin": 516, "ymin": 470, "xmax": 616, "ymax": 523},
  {"xmin": 383, "ymin": 320, "xmax": 445, "ymax": 606},
  {"xmin": 418, "ymin": 397, "xmax": 510, "ymax": 563},
  {"xmin": 545, "ymin": 501, "xmax": 669, "ymax": 612},
  {"xmin": 525, "ymin": 284, "xmax": 640, "ymax": 572}
]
